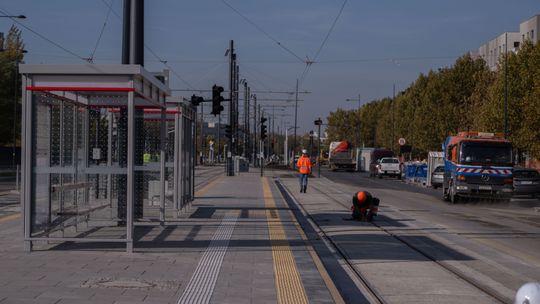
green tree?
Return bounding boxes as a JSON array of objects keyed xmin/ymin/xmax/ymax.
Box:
[{"xmin": 0, "ymin": 25, "xmax": 25, "ymax": 146}]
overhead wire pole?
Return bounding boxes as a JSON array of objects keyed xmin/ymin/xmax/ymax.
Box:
[
  {"xmin": 227, "ymin": 40, "xmax": 234, "ymax": 176},
  {"xmin": 243, "ymin": 81, "xmax": 249, "ymax": 157},
  {"xmin": 504, "ymin": 32, "xmax": 508, "ymax": 138},
  {"xmin": 293, "ymin": 79, "xmax": 299, "ymax": 160},
  {"xmin": 235, "ymin": 64, "xmax": 240, "ymax": 156},
  {"xmin": 252, "ymin": 94, "xmax": 257, "ymax": 166},
  {"xmin": 247, "ymin": 86, "xmax": 251, "ymax": 161},
  {"xmin": 392, "ymin": 83, "xmax": 396, "ymax": 152},
  {"xmin": 346, "ymin": 94, "xmax": 362, "ymax": 147}
]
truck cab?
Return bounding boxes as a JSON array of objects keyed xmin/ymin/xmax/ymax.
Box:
[{"xmin": 442, "ymin": 132, "xmax": 513, "ymax": 203}]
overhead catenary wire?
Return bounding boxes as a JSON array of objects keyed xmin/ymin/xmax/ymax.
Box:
[
  {"xmin": 221, "ymin": 0, "xmax": 306, "ymax": 64},
  {"xmin": 298, "ymin": 0, "xmax": 348, "ymax": 86},
  {"xmin": 99, "ymin": 0, "xmax": 196, "ymax": 90},
  {"xmin": 312, "ymin": 0, "xmax": 348, "ymax": 61},
  {"xmin": 88, "ymin": 0, "xmax": 115, "ymax": 63},
  {"xmin": 0, "ymin": 7, "xmax": 88, "ymax": 62}
]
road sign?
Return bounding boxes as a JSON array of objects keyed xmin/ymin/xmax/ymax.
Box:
[{"xmin": 398, "ymin": 138, "xmax": 406, "ymax": 146}]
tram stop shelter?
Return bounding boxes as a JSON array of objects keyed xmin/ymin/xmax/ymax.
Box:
[{"xmin": 19, "ymin": 64, "xmax": 197, "ymax": 253}]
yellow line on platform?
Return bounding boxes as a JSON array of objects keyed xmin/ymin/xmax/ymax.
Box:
[
  {"xmin": 262, "ymin": 177, "xmax": 308, "ymax": 304},
  {"xmin": 0, "ymin": 213, "xmax": 20, "ymax": 223},
  {"xmin": 289, "ymin": 209, "xmax": 345, "ymax": 304},
  {"xmin": 195, "ymin": 175, "xmax": 224, "ymax": 197}
]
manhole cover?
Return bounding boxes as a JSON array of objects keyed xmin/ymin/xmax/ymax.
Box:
[
  {"xmin": 98, "ymin": 280, "xmax": 155, "ymax": 289},
  {"xmin": 82, "ymin": 278, "xmax": 179, "ymax": 290}
]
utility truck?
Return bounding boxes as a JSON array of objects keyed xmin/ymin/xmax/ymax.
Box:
[{"xmin": 442, "ymin": 132, "xmax": 513, "ymax": 203}]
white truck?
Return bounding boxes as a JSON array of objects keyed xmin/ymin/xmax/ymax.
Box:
[{"xmin": 374, "ymin": 157, "xmax": 401, "ymax": 179}]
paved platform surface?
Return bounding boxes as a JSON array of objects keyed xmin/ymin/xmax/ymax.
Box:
[{"xmin": 0, "ymin": 171, "xmax": 343, "ymax": 304}]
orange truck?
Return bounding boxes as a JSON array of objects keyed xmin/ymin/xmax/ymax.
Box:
[{"xmin": 442, "ymin": 132, "xmax": 513, "ymax": 203}]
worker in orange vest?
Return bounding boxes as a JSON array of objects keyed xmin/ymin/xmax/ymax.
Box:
[{"xmin": 297, "ymin": 149, "xmax": 313, "ymax": 193}]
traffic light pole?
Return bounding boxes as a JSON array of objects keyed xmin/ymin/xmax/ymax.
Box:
[
  {"xmin": 260, "ymin": 139, "xmax": 264, "ymax": 177},
  {"xmin": 227, "ymin": 40, "xmax": 235, "ymax": 176}
]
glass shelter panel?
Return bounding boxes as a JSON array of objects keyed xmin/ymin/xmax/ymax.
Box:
[{"xmin": 30, "ymin": 91, "xmax": 129, "ymax": 239}]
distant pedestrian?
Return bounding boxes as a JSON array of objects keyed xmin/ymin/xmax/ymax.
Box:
[{"xmin": 297, "ymin": 149, "xmax": 312, "ymax": 193}]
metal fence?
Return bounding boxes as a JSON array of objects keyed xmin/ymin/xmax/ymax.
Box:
[{"xmin": 20, "ymin": 64, "xmax": 196, "ymax": 252}]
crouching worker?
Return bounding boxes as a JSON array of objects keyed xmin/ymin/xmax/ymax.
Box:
[{"xmin": 351, "ymin": 191, "xmax": 379, "ymax": 222}]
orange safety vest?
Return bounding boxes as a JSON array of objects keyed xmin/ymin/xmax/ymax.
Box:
[{"xmin": 297, "ymin": 155, "xmax": 312, "ymax": 175}]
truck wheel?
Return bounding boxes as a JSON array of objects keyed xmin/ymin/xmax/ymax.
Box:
[
  {"xmin": 449, "ymin": 184, "xmax": 459, "ymax": 204},
  {"xmin": 442, "ymin": 184, "xmax": 450, "ymax": 201}
]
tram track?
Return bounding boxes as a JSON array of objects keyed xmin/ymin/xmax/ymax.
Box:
[
  {"xmin": 275, "ymin": 179, "xmax": 387, "ymax": 304},
  {"xmin": 278, "ymin": 181, "xmax": 511, "ymax": 303}
]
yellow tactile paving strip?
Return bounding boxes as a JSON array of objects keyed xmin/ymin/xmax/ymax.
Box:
[
  {"xmin": 261, "ymin": 177, "xmax": 309, "ymax": 304},
  {"xmin": 289, "ymin": 209, "xmax": 346, "ymax": 304}
]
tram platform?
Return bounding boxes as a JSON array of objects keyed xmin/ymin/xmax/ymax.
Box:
[{"xmin": 0, "ymin": 171, "xmax": 349, "ymax": 304}]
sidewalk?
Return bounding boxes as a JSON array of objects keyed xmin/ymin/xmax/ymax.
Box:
[{"xmin": 0, "ymin": 171, "xmax": 342, "ymax": 304}]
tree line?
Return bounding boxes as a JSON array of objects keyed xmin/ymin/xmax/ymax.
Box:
[
  {"xmin": 0, "ymin": 25, "xmax": 25, "ymax": 147},
  {"xmin": 326, "ymin": 41, "xmax": 540, "ymax": 161}
]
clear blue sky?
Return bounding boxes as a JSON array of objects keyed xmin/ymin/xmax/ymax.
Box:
[{"xmin": 1, "ymin": 1, "xmax": 539, "ymax": 133}]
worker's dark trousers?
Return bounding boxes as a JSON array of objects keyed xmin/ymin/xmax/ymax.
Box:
[{"xmin": 299, "ymin": 174, "xmax": 309, "ymax": 191}]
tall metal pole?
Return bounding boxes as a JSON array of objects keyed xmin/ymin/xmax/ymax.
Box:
[
  {"xmin": 392, "ymin": 83, "xmax": 395, "ymax": 152},
  {"xmin": 235, "ymin": 65, "xmax": 240, "ymax": 155},
  {"xmin": 252, "ymin": 94, "xmax": 257, "ymax": 166},
  {"xmin": 293, "ymin": 79, "xmax": 299, "ymax": 160},
  {"xmin": 12, "ymin": 58, "xmax": 18, "ymax": 169},
  {"xmin": 217, "ymin": 114, "xmax": 221, "ymax": 162},
  {"xmin": 129, "ymin": 0, "xmax": 144, "ymax": 65},
  {"xmin": 318, "ymin": 122, "xmax": 321, "ymax": 178},
  {"xmin": 227, "ymin": 40, "xmax": 234, "ymax": 175},
  {"xmin": 247, "ymin": 86, "xmax": 251, "ymax": 161},
  {"xmin": 121, "ymin": 0, "xmax": 131, "ymax": 64},
  {"xmin": 504, "ymin": 32, "xmax": 508, "ymax": 138},
  {"xmin": 243, "ymin": 81, "xmax": 248, "ymax": 157},
  {"xmin": 200, "ymin": 103, "xmax": 204, "ymax": 165}
]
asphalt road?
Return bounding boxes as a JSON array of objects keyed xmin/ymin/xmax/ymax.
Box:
[{"xmin": 317, "ymin": 167, "xmax": 540, "ymax": 301}]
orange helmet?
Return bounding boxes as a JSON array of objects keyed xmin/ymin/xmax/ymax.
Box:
[{"xmin": 356, "ymin": 191, "xmax": 367, "ymax": 203}]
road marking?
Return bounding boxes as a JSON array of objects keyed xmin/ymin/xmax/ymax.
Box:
[
  {"xmin": 261, "ymin": 177, "xmax": 308, "ymax": 304},
  {"xmin": 177, "ymin": 211, "xmax": 238, "ymax": 304},
  {"xmin": 0, "ymin": 213, "xmax": 20, "ymax": 223}
]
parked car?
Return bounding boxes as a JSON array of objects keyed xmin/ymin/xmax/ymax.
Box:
[
  {"xmin": 431, "ymin": 165, "xmax": 445, "ymax": 189},
  {"xmin": 513, "ymin": 168, "xmax": 540, "ymax": 198},
  {"xmin": 374, "ymin": 157, "xmax": 401, "ymax": 179}
]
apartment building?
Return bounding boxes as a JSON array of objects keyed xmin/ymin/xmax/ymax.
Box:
[
  {"xmin": 520, "ymin": 15, "xmax": 539, "ymax": 44},
  {"xmin": 478, "ymin": 32, "xmax": 521, "ymax": 71},
  {"xmin": 478, "ymin": 14, "xmax": 540, "ymax": 71}
]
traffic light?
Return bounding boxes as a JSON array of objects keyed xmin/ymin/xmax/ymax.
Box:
[
  {"xmin": 225, "ymin": 124, "xmax": 232, "ymax": 139},
  {"xmin": 260, "ymin": 116, "xmax": 267, "ymax": 140},
  {"xmin": 190, "ymin": 94, "xmax": 204, "ymax": 106},
  {"xmin": 211, "ymin": 84, "xmax": 224, "ymax": 116}
]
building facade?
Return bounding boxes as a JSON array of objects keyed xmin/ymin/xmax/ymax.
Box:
[
  {"xmin": 478, "ymin": 14, "xmax": 540, "ymax": 71},
  {"xmin": 478, "ymin": 32, "xmax": 521, "ymax": 71},
  {"xmin": 520, "ymin": 15, "xmax": 540, "ymax": 44}
]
